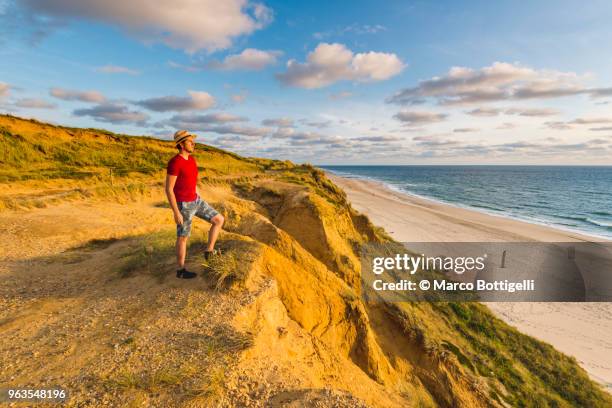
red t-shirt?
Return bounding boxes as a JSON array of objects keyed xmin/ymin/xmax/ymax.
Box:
[{"xmin": 167, "ymin": 154, "xmax": 198, "ymax": 202}]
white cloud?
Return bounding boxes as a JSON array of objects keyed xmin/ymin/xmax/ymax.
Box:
[
  {"xmin": 50, "ymin": 87, "xmax": 106, "ymax": 103},
  {"xmin": 466, "ymin": 107, "xmax": 501, "ymax": 117},
  {"xmin": 353, "ymin": 135, "xmax": 402, "ymax": 142},
  {"xmin": 208, "ymin": 49, "xmax": 281, "ymax": 71},
  {"xmin": 261, "ymin": 117, "xmax": 294, "ymax": 127},
  {"xmin": 544, "ymin": 117, "xmax": 612, "ymax": 130},
  {"xmin": 213, "ymin": 135, "xmax": 259, "ymax": 149},
  {"xmin": 466, "ymin": 107, "xmax": 559, "ymax": 117},
  {"xmin": 15, "ymin": 98, "xmax": 57, "ymax": 109},
  {"xmin": 568, "ymin": 117, "xmax": 612, "ymax": 125},
  {"xmin": 277, "ymin": 43, "xmax": 404, "ymax": 89},
  {"xmin": 95, "ymin": 64, "xmax": 140, "ymax": 75},
  {"xmin": 169, "ymin": 112, "xmax": 248, "ymax": 124},
  {"xmin": 203, "ymin": 124, "xmax": 270, "ymax": 137},
  {"xmin": 413, "ymin": 135, "xmax": 460, "ymax": 148},
  {"xmin": 352, "ymin": 51, "xmax": 404, "ymax": 81},
  {"xmin": 74, "ymin": 103, "xmax": 148, "ymax": 125},
  {"xmin": 589, "ymin": 88, "xmax": 612, "ymax": 97},
  {"xmin": 163, "ymin": 113, "xmax": 268, "ymax": 137},
  {"xmin": 21, "ymin": 0, "xmax": 273, "ymax": 53},
  {"xmin": 393, "ymin": 110, "xmax": 448, "ymax": 126},
  {"xmin": 300, "ymin": 119, "xmax": 333, "ymax": 128},
  {"xmin": 136, "ymin": 91, "xmax": 215, "ymax": 112},
  {"xmin": 544, "ymin": 121, "xmax": 573, "ymax": 130},
  {"xmin": 387, "ymin": 62, "xmax": 610, "ymax": 105},
  {"xmin": 405, "ymin": 136, "xmax": 612, "ymax": 161},
  {"xmin": 453, "ymin": 128, "xmax": 480, "ymax": 133},
  {"xmin": 504, "ymin": 108, "xmax": 559, "ymax": 117}
]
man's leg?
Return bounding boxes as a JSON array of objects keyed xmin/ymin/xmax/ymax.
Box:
[
  {"xmin": 175, "ymin": 206, "xmax": 197, "ymax": 278},
  {"xmin": 206, "ymin": 214, "xmax": 224, "ymax": 252},
  {"xmin": 176, "ymin": 236, "xmax": 188, "ymax": 268}
]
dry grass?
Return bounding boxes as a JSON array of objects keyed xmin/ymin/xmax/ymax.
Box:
[
  {"xmin": 0, "ymin": 114, "xmax": 262, "ymax": 183},
  {"xmin": 203, "ymin": 240, "xmax": 261, "ymax": 290},
  {"xmin": 185, "ymin": 367, "xmax": 227, "ymax": 406},
  {"xmin": 117, "ymin": 230, "xmax": 197, "ymax": 281}
]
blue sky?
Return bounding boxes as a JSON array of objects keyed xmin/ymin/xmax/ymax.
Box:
[{"xmin": 1, "ymin": 0, "xmax": 612, "ymax": 164}]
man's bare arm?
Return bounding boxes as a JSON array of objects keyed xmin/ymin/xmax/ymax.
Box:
[{"xmin": 165, "ymin": 174, "xmax": 183, "ymax": 225}]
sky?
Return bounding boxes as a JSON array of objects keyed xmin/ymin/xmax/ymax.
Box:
[{"xmin": 1, "ymin": 0, "xmax": 612, "ymax": 165}]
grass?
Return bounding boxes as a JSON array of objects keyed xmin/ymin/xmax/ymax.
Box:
[
  {"xmin": 117, "ymin": 230, "xmax": 185, "ymax": 280},
  {"xmin": 106, "ymin": 367, "xmax": 185, "ymax": 392},
  {"xmin": 276, "ymin": 163, "xmax": 348, "ymax": 207},
  {"xmin": 203, "ymin": 240, "xmax": 261, "ymax": 290},
  {"xmin": 431, "ymin": 301, "xmax": 612, "ymax": 407},
  {"xmin": 185, "ymin": 366, "xmax": 227, "ymax": 406},
  {"xmin": 110, "ymin": 370, "xmax": 140, "ymax": 389},
  {"xmin": 0, "ymin": 115, "xmax": 261, "ymax": 183}
]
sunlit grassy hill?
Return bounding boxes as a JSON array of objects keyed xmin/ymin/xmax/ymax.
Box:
[
  {"xmin": 1, "ymin": 114, "xmax": 610, "ymax": 407},
  {"xmin": 0, "ymin": 114, "xmax": 257, "ymax": 181}
]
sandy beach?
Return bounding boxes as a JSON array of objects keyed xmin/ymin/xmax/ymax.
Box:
[{"xmin": 330, "ymin": 174, "xmax": 612, "ymax": 392}]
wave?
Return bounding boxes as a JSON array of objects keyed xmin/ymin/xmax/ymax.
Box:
[
  {"xmin": 556, "ymin": 215, "xmax": 589, "ymax": 222},
  {"xmin": 586, "ymin": 218, "xmax": 612, "ymax": 228}
]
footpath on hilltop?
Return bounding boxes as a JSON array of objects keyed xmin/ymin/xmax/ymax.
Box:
[{"xmin": 0, "ymin": 114, "xmax": 610, "ymax": 407}]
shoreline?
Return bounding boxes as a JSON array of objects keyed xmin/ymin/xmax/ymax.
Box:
[
  {"xmin": 328, "ymin": 173, "xmax": 608, "ymax": 243},
  {"xmin": 331, "ymin": 172, "xmax": 611, "ymax": 242},
  {"xmin": 328, "ymin": 173, "xmax": 612, "ymax": 392}
]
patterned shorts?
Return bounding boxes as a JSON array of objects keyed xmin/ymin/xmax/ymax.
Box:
[{"xmin": 176, "ymin": 195, "xmax": 220, "ymax": 237}]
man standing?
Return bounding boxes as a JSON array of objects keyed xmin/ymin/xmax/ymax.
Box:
[{"xmin": 165, "ymin": 130, "xmax": 225, "ymax": 279}]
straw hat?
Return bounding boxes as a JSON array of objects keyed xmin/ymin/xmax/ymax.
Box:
[{"xmin": 173, "ymin": 130, "xmax": 197, "ymax": 145}]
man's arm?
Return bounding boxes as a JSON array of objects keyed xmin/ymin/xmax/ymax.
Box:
[{"xmin": 165, "ymin": 174, "xmax": 183, "ymax": 225}]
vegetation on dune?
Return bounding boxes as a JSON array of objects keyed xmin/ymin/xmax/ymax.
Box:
[
  {"xmin": 1, "ymin": 114, "xmax": 610, "ymax": 407},
  {"xmin": 0, "ymin": 114, "xmax": 259, "ymax": 182},
  {"xmin": 429, "ymin": 301, "xmax": 609, "ymax": 407},
  {"xmin": 203, "ymin": 239, "xmax": 261, "ymax": 290}
]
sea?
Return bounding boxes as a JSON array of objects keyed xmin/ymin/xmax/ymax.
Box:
[{"xmin": 320, "ymin": 166, "xmax": 612, "ymax": 240}]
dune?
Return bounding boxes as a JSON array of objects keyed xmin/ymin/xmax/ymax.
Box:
[{"xmin": 1, "ymin": 114, "xmax": 610, "ymax": 407}]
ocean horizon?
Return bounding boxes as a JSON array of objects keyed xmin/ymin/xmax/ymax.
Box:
[{"xmin": 321, "ymin": 165, "xmax": 612, "ymax": 240}]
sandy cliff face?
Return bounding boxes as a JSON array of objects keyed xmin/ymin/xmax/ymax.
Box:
[
  {"xmin": 218, "ymin": 179, "xmax": 494, "ymax": 407},
  {"xmin": 1, "ymin": 114, "xmax": 610, "ymax": 407}
]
